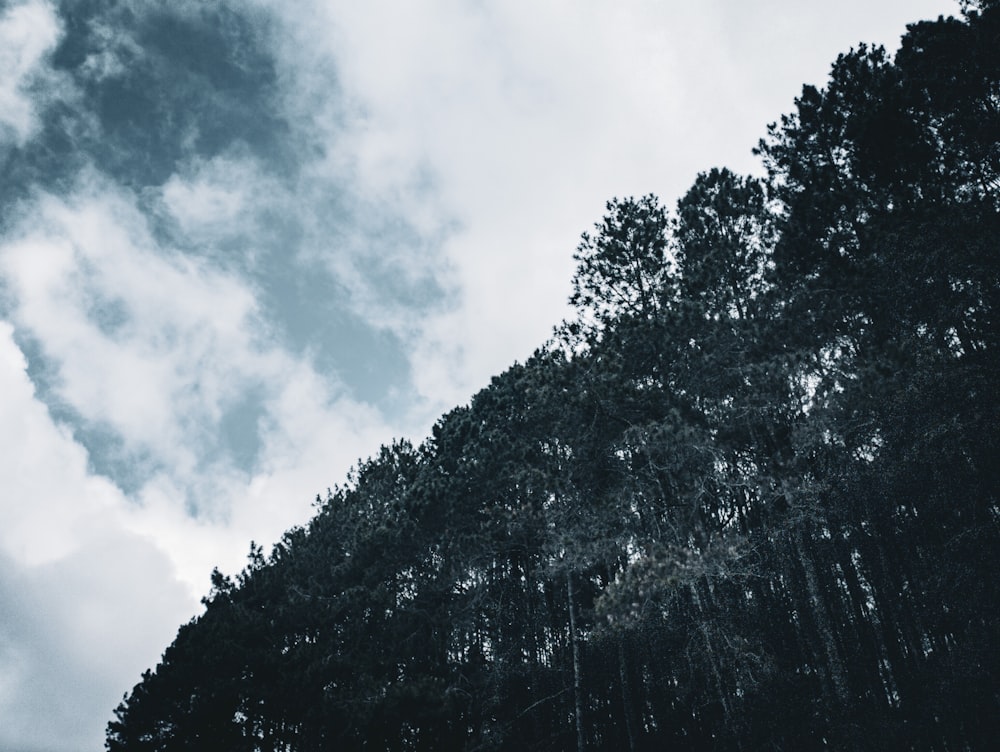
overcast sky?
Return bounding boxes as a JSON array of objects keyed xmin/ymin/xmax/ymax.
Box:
[{"xmin": 0, "ymin": 1, "xmax": 959, "ymax": 749}]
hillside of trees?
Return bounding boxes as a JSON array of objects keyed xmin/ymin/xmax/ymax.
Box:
[{"xmin": 107, "ymin": 4, "xmax": 999, "ymax": 750}]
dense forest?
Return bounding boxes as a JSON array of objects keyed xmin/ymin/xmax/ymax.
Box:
[{"xmin": 107, "ymin": 4, "xmax": 999, "ymax": 750}]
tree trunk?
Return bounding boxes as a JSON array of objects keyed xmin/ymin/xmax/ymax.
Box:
[
  {"xmin": 567, "ymin": 571, "xmax": 586, "ymax": 752},
  {"xmin": 618, "ymin": 640, "xmax": 637, "ymax": 752},
  {"xmin": 795, "ymin": 527, "xmax": 849, "ymax": 706},
  {"xmin": 691, "ymin": 580, "xmax": 731, "ymax": 724}
]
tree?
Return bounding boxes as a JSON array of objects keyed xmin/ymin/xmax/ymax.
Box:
[{"xmin": 569, "ymin": 195, "xmax": 673, "ymax": 330}]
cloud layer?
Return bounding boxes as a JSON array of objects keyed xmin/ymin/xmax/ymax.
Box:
[{"xmin": 0, "ymin": 0, "xmax": 957, "ymax": 748}]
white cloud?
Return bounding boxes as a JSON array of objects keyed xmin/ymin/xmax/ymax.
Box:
[
  {"xmin": 1, "ymin": 177, "xmax": 261, "ymax": 476},
  {"xmin": 1, "ymin": 170, "xmax": 397, "ymax": 567},
  {"xmin": 266, "ymin": 0, "xmax": 958, "ymax": 410},
  {"xmin": 160, "ymin": 152, "xmax": 298, "ymax": 256},
  {"xmin": 0, "ymin": 320, "xmax": 197, "ymax": 751},
  {"xmin": 162, "ymin": 158, "xmax": 253, "ymax": 234},
  {"xmin": 265, "ymin": 3, "xmax": 720, "ymax": 399},
  {"xmin": 0, "ymin": 172, "xmax": 400, "ymax": 747},
  {"xmin": 0, "ymin": 322, "xmax": 127, "ymax": 568},
  {"xmin": 0, "ymin": 0, "xmax": 62, "ymax": 145}
]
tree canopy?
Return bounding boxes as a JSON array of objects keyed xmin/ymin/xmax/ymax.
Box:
[{"xmin": 108, "ymin": 5, "xmax": 999, "ymax": 750}]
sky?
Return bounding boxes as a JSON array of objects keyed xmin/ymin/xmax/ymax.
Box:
[{"xmin": 0, "ymin": 0, "xmax": 960, "ymax": 749}]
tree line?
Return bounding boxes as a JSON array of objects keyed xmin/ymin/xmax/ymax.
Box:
[{"xmin": 107, "ymin": 3, "xmax": 999, "ymax": 749}]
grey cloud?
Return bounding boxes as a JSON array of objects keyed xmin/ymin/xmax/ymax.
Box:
[
  {"xmin": 50, "ymin": 0, "xmax": 293, "ymax": 186},
  {"xmin": 2, "ymin": 0, "xmax": 454, "ymax": 462},
  {"xmin": 0, "ymin": 543, "xmax": 194, "ymax": 752}
]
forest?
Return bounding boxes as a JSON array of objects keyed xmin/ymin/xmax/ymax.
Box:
[{"xmin": 107, "ymin": 4, "xmax": 999, "ymax": 750}]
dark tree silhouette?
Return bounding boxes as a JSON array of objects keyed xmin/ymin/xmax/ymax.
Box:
[{"xmin": 108, "ymin": 5, "xmax": 999, "ymax": 750}]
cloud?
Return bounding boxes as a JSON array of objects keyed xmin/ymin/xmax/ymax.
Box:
[
  {"xmin": 2, "ymin": 174, "xmax": 262, "ymax": 478},
  {"xmin": 0, "ymin": 0, "xmax": 62, "ymax": 145},
  {"xmin": 161, "ymin": 154, "xmax": 257, "ymax": 235},
  {"xmin": 0, "ymin": 1, "xmax": 961, "ymax": 749},
  {"xmin": 0, "ymin": 164, "xmax": 397, "ymax": 535},
  {"xmin": 0, "ymin": 172, "xmax": 400, "ymax": 747},
  {"xmin": 0, "ymin": 320, "xmax": 196, "ymax": 751},
  {"xmin": 0, "ymin": 541, "xmax": 193, "ymax": 752},
  {"xmin": 261, "ymin": 1, "xmax": 755, "ymax": 407},
  {"xmin": 263, "ymin": 0, "xmax": 961, "ymax": 408}
]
